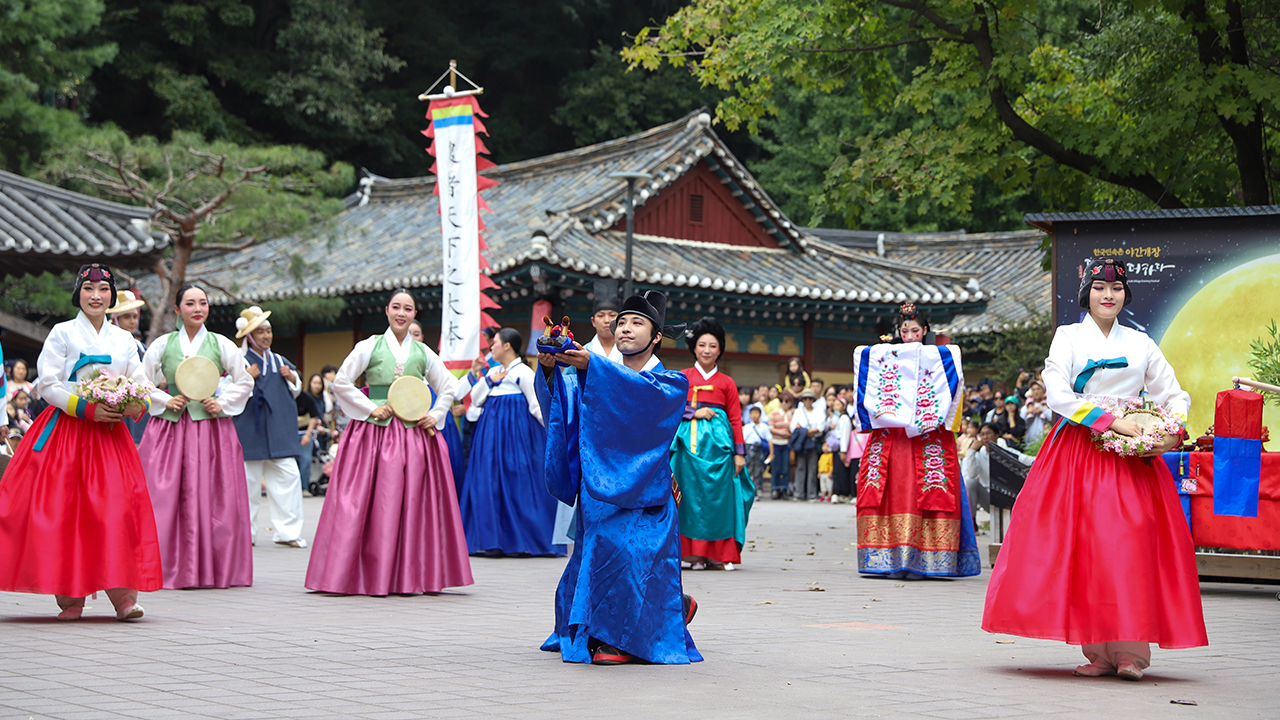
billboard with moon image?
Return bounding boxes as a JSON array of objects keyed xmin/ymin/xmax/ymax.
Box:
[{"xmin": 1048, "ymin": 211, "xmax": 1280, "ymax": 438}]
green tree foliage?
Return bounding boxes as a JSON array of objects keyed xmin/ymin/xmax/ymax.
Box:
[
  {"xmin": 0, "ymin": 272, "xmax": 77, "ymax": 324},
  {"xmin": 40, "ymin": 128, "xmax": 353, "ymax": 341},
  {"xmin": 751, "ymin": 83, "xmax": 1040, "ymax": 230},
  {"xmin": 88, "ymin": 0, "xmax": 403, "ymax": 159},
  {"xmin": 977, "ymin": 301, "xmax": 1055, "ymax": 387},
  {"xmin": 555, "ymin": 45, "xmax": 725, "ymax": 147},
  {"xmin": 1249, "ymin": 320, "xmax": 1280, "ymax": 407},
  {"xmin": 626, "ymin": 0, "xmax": 1280, "ymax": 214},
  {"xmin": 0, "ymin": 0, "xmax": 117, "ymax": 172}
]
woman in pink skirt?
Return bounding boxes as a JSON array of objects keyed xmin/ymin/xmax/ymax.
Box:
[
  {"xmin": 305, "ymin": 289, "xmax": 473, "ymax": 596},
  {"xmin": 139, "ymin": 284, "xmax": 255, "ymax": 589}
]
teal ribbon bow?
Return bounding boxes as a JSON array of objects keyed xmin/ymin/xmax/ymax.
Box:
[
  {"xmin": 33, "ymin": 353, "xmax": 113, "ymax": 452},
  {"xmin": 1073, "ymin": 357, "xmax": 1128, "ymax": 393}
]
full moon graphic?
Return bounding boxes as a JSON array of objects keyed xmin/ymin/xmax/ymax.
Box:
[{"xmin": 1160, "ymin": 254, "xmax": 1280, "ymax": 438}]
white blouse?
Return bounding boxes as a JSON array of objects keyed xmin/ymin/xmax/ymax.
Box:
[
  {"xmin": 35, "ymin": 312, "xmax": 156, "ymax": 416},
  {"xmin": 333, "ymin": 328, "xmax": 456, "ymax": 428},
  {"xmin": 470, "ymin": 357, "xmax": 543, "ymax": 426},
  {"xmin": 1043, "ymin": 315, "xmax": 1190, "ymax": 430},
  {"xmin": 142, "ymin": 324, "xmax": 254, "ymax": 417}
]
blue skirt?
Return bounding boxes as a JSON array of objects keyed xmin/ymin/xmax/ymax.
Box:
[
  {"xmin": 460, "ymin": 394, "xmax": 564, "ymax": 557},
  {"xmin": 441, "ymin": 413, "xmax": 466, "ymax": 500}
]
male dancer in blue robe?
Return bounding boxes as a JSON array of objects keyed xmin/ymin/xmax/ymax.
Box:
[{"xmin": 536, "ymin": 290, "xmax": 701, "ymax": 665}]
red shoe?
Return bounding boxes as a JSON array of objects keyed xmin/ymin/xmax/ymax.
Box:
[
  {"xmin": 683, "ymin": 594, "xmax": 698, "ymax": 624},
  {"xmin": 592, "ymin": 643, "xmax": 637, "ymax": 665}
]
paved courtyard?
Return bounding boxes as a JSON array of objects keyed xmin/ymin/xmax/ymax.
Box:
[{"xmin": 2, "ymin": 497, "xmax": 1277, "ymax": 719}]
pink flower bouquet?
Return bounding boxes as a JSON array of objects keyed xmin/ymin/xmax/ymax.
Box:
[
  {"xmin": 1090, "ymin": 396, "xmax": 1184, "ymax": 457},
  {"xmin": 74, "ymin": 369, "xmax": 152, "ymax": 413}
]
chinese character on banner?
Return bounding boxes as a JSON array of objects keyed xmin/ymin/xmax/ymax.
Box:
[{"xmin": 423, "ymin": 95, "xmax": 500, "ymax": 372}]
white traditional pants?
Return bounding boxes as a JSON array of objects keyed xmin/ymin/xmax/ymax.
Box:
[{"xmin": 245, "ymin": 458, "xmax": 304, "ymax": 543}]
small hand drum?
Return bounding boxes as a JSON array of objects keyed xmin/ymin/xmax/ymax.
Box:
[
  {"xmin": 175, "ymin": 356, "xmax": 220, "ymax": 400},
  {"xmin": 387, "ymin": 376, "xmax": 434, "ymax": 422}
]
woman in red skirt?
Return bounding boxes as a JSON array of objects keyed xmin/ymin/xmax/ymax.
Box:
[
  {"xmin": 983, "ymin": 257, "xmax": 1207, "ymax": 680},
  {"xmin": 0, "ymin": 265, "xmax": 162, "ymax": 620}
]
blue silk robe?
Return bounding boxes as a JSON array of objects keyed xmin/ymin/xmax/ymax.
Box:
[{"xmin": 536, "ymin": 356, "xmax": 702, "ymax": 664}]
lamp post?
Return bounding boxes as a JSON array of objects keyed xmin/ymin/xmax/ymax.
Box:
[{"xmin": 607, "ymin": 171, "xmax": 652, "ymax": 299}]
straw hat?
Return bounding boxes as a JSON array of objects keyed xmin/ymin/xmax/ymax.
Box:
[
  {"xmin": 105, "ymin": 289, "xmax": 145, "ymax": 315},
  {"xmin": 799, "ymin": 388, "xmax": 816, "ymax": 400},
  {"xmin": 235, "ymin": 306, "xmax": 272, "ymax": 339}
]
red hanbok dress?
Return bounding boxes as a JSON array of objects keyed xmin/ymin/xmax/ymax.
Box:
[
  {"xmin": 983, "ymin": 317, "xmax": 1207, "ymax": 651},
  {"xmin": 0, "ymin": 313, "xmax": 162, "ymax": 598}
]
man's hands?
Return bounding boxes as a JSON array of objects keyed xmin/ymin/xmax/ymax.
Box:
[
  {"xmin": 540, "ymin": 343, "xmax": 590, "ymax": 370},
  {"xmin": 246, "ymin": 364, "xmax": 261, "ymax": 379},
  {"xmin": 280, "ymin": 365, "xmax": 295, "ymax": 384}
]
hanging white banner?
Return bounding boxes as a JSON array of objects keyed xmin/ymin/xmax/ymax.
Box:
[{"xmin": 432, "ymin": 102, "xmax": 480, "ymax": 368}]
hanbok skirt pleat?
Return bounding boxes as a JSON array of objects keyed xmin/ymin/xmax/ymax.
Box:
[
  {"xmin": 460, "ymin": 394, "xmax": 563, "ymax": 556},
  {"xmin": 139, "ymin": 415, "xmax": 253, "ymax": 589},
  {"xmin": 982, "ymin": 422, "xmax": 1207, "ymax": 648},
  {"xmin": 670, "ymin": 411, "xmax": 754, "ymax": 564},
  {"xmin": 0, "ymin": 408, "xmax": 162, "ymax": 597},
  {"xmin": 856, "ymin": 428, "xmax": 980, "ymax": 577},
  {"xmin": 305, "ymin": 419, "xmax": 473, "ymax": 595},
  {"xmin": 441, "ymin": 414, "xmax": 466, "ymax": 500}
]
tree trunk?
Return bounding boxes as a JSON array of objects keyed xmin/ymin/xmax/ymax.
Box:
[{"xmin": 144, "ymin": 221, "xmax": 197, "ymax": 344}]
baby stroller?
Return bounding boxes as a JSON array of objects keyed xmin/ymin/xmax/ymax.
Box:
[{"xmin": 308, "ymin": 438, "xmax": 337, "ymax": 497}]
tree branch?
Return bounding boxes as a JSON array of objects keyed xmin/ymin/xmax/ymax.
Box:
[
  {"xmin": 796, "ymin": 37, "xmax": 942, "ymax": 53},
  {"xmin": 192, "ymin": 238, "xmax": 257, "ymax": 252},
  {"xmin": 188, "ymin": 276, "xmax": 245, "ymax": 305},
  {"xmin": 963, "ymin": 6, "xmax": 1186, "ymax": 207}
]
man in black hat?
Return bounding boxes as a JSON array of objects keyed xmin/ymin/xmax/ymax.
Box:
[{"xmin": 535, "ymin": 290, "xmax": 701, "ymax": 666}]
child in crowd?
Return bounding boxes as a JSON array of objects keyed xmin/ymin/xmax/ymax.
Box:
[
  {"xmin": 6, "ymin": 389, "xmax": 34, "ymax": 435},
  {"xmin": 742, "ymin": 405, "xmax": 773, "ymax": 498},
  {"xmin": 956, "ymin": 418, "xmax": 979, "ymax": 458},
  {"xmin": 738, "ymin": 386, "xmax": 753, "ymax": 415}
]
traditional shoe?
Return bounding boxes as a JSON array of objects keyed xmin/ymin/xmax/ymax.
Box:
[
  {"xmin": 683, "ymin": 594, "xmax": 698, "ymax": 624},
  {"xmin": 1073, "ymin": 661, "xmax": 1117, "ymax": 677},
  {"xmin": 722, "ymin": 562, "xmax": 736, "ymax": 571},
  {"xmin": 116, "ymin": 604, "xmax": 144, "ymax": 621},
  {"xmin": 1116, "ymin": 662, "xmax": 1144, "ymax": 681},
  {"xmin": 275, "ymin": 538, "xmax": 308, "ymax": 548},
  {"xmin": 689, "ymin": 561, "xmax": 707, "ymax": 571},
  {"xmin": 56, "ymin": 605, "xmax": 84, "ymax": 622},
  {"xmin": 706, "ymin": 561, "xmax": 725, "ymax": 571},
  {"xmin": 592, "ymin": 643, "xmax": 637, "ymax": 665}
]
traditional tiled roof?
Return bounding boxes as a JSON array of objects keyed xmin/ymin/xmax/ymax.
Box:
[
  {"xmin": 0, "ymin": 169, "xmax": 170, "ymax": 276},
  {"xmin": 1025, "ymin": 205, "xmax": 1280, "ymax": 227},
  {"xmin": 808, "ymin": 228, "xmax": 1048, "ymax": 335},
  {"xmin": 141, "ymin": 111, "xmax": 988, "ymax": 325}
]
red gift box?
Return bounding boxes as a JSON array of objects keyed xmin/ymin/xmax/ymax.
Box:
[{"xmin": 1215, "ymin": 389, "xmax": 1263, "ymax": 440}]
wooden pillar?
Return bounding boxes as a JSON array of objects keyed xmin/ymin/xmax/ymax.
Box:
[{"xmin": 803, "ymin": 319, "xmax": 814, "ymax": 373}]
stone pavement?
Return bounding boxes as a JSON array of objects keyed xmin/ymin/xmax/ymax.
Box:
[{"xmin": 2, "ymin": 496, "xmax": 1278, "ymax": 720}]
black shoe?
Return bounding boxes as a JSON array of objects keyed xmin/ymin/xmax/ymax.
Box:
[
  {"xmin": 683, "ymin": 594, "xmax": 698, "ymax": 624},
  {"xmin": 592, "ymin": 643, "xmax": 636, "ymax": 665}
]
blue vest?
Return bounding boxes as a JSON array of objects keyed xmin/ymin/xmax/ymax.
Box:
[{"xmin": 233, "ymin": 349, "xmax": 301, "ymax": 460}]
